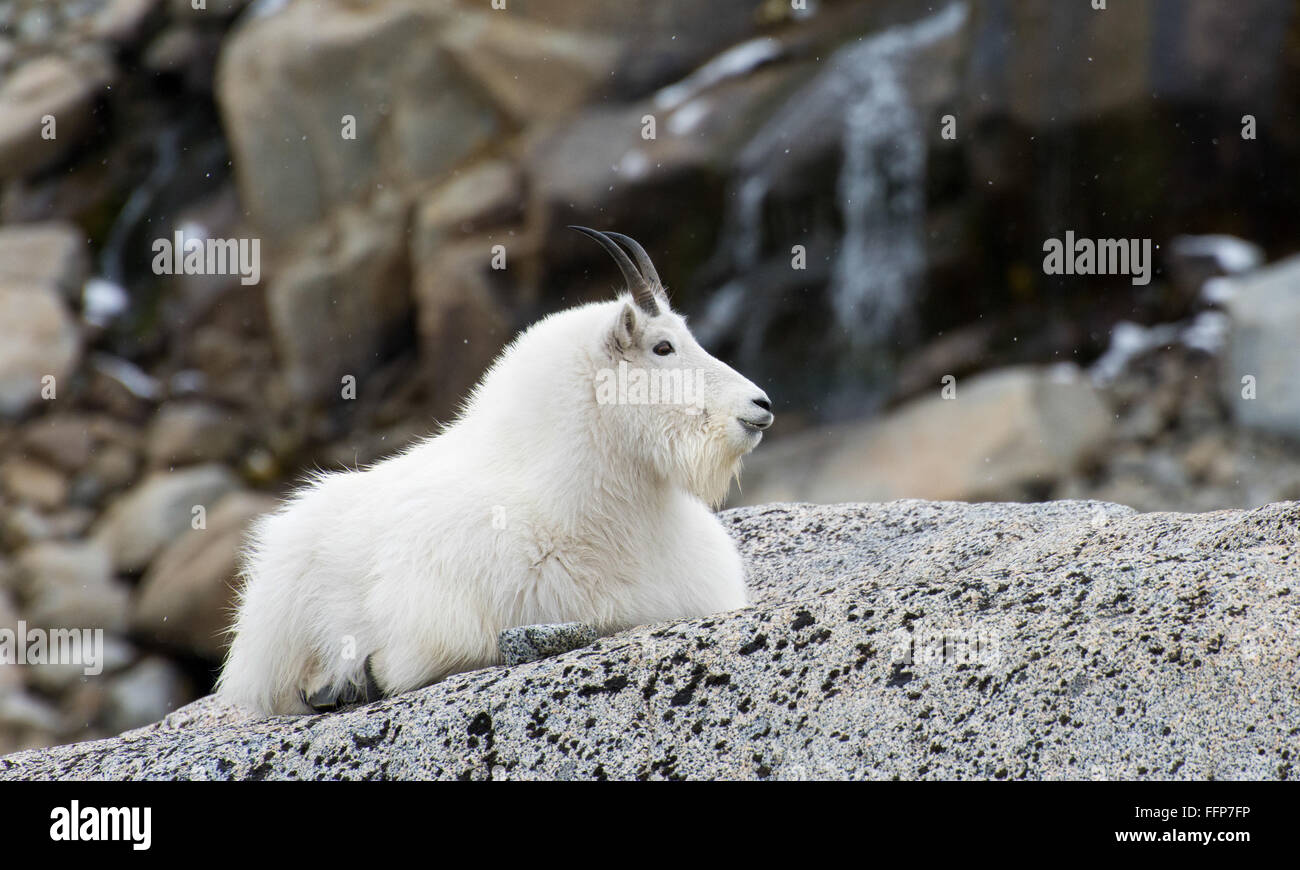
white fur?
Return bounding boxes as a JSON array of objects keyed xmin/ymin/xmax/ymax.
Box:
[{"xmin": 218, "ymin": 293, "xmax": 772, "ymax": 714}]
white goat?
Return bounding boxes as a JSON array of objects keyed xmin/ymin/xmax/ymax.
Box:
[{"xmin": 217, "ymin": 228, "xmax": 773, "ymax": 715}]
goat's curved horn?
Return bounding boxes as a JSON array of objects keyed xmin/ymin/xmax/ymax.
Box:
[
  {"xmin": 603, "ymin": 231, "xmax": 663, "ymax": 293},
  {"xmin": 569, "ymin": 225, "xmax": 660, "ymax": 315}
]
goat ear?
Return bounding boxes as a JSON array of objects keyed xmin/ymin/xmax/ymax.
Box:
[{"xmin": 608, "ymin": 301, "xmax": 641, "ymax": 356}]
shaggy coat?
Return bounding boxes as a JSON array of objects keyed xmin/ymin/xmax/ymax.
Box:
[{"xmin": 218, "ymin": 230, "xmax": 772, "ymax": 714}]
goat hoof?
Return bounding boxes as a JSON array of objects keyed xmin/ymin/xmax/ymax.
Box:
[{"xmin": 302, "ymin": 656, "xmax": 384, "ymax": 712}]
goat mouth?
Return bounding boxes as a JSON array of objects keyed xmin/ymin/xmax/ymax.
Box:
[{"xmin": 738, "ymin": 416, "xmax": 772, "ymax": 433}]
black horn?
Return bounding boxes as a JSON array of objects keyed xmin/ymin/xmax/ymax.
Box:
[
  {"xmin": 604, "ymin": 231, "xmax": 663, "ymax": 292},
  {"xmin": 569, "ymin": 226, "xmax": 660, "ymax": 315}
]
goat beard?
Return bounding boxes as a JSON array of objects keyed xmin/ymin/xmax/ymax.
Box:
[{"xmin": 674, "ymin": 437, "xmax": 746, "ymax": 511}]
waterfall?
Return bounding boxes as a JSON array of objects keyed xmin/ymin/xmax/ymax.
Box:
[
  {"xmin": 830, "ymin": 38, "xmax": 927, "ymax": 340},
  {"xmin": 694, "ymin": 175, "xmax": 768, "ymax": 352},
  {"xmin": 705, "ymin": 3, "xmax": 968, "ymax": 352}
]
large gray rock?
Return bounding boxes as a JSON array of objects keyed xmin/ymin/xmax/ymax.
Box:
[
  {"xmin": 410, "ymin": 231, "xmax": 515, "ymax": 419},
  {"xmin": 0, "ymin": 52, "xmax": 113, "ymax": 180},
  {"xmin": 436, "ymin": 8, "xmax": 616, "ymax": 125},
  {"xmin": 100, "ymin": 657, "xmax": 193, "ymax": 735},
  {"xmin": 216, "ymin": 0, "xmax": 499, "ymax": 237},
  {"xmin": 1, "ymin": 499, "xmax": 1297, "ymax": 781},
  {"xmin": 0, "ymin": 457, "xmax": 67, "ymax": 510},
  {"xmin": 1219, "ymin": 254, "xmax": 1300, "ymax": 440},
  {"xmin": 144, "ymin": 401, "xmax": 243, "ymax": 469},
  {"xmin": 0, "ymin": 221, "xmax": 87, "ymax": 417},
  {"xmin": 411, "ymin": 160, "xmax": 522, "ymax": 256},
  {"xmin": 0, "ymin": 221, "xmax": 89, "ymax": 301},
  {"xmin": 17, "ymin": 413, "xmax": 96, "ymax": 472},
  {"xmin": 474, "ymin": 0, "xmax": 775, "ymax": 96},
  {"xmin": 91, "ymin": 465, "xmax": 240, "ymax": 572},
  {"xmin": 132, "ymin": 490, "xmax": 276, "ymax": 658},
  {"xmin": 0, "ymin": 278, "xmax": 80, "ymax": 419},
  {"xmin": 966, "ymin": 0, "xmax": 1292, "ymax": 128},
  {"xmin": 91, "ymin": 0, "xmax": 164, "ymax": 47},
  {"xmin": 735, "ymin": 365, "xmax": 1113, "ymax": 506},
  {"xmin": 10, "ymin": 540, "xmax": 130, "ymax": 632},
  {"xmin": 266, "ymin": 195, "xmax": 412, "ymax": 406}
]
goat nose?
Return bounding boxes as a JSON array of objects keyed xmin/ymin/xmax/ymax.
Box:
[{"xmin": 748, "ymin": 393, "xmax": 774, "ymax": 430}]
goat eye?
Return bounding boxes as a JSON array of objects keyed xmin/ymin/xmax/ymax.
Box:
[{"xmin": 653, "ymin": 340, "xmax": 674, "ymax": 356}]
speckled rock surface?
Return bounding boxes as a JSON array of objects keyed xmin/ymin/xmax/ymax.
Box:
[
  {"xmin": 499, "ymin": 622, "xmax": 598, "ymax": 667},
  {"xmin": 2, "ymin": 500, "xmax": 1298, "ymax": 781}
]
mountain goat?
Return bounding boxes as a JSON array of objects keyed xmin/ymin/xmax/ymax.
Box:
[{"xmin": 217, "ymin": 228, "xmax": 773, "ymax": 715}]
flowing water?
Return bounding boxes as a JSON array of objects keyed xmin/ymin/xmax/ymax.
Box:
[{"xmin": 702, "ymin": 3, "xmax": 968, "ymax": 360}]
